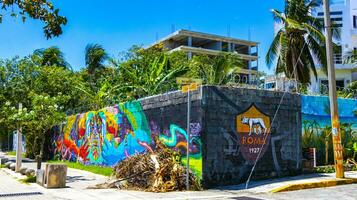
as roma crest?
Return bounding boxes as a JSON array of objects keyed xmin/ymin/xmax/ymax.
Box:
[{"xmin": 236, "ymin": 104, "xmax": 271, "ymax": 164}]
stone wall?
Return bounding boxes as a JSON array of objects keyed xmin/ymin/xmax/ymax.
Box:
[
  {"xmin": 51, "ymin": 89, "xmax": 203, "ymax": 178},
  {"xmin": 140, "ymin": 90, "xmax": 203, "ymax": 177},
  {"xmin": 201, "ymin": 86, "xmax": 302, "ymax": 188},
  {"xmin": 51, "ymin": 86, "xmax": 302, "ymax": 188}
]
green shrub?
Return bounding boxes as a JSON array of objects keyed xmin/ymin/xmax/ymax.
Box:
[{"xmin": 314, "ymin": 166, "xmax": 335, "ymax": 173}]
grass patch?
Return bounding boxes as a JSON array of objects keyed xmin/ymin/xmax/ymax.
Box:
[
  {"xmin": 19, "ymin": 175, "xmax": 36, "ymax": 184},
  {"xmin": 48, "ymin": 160, "xmax": 113, "ymax": 177},
  {"xmin": 6, "ymin": 151, "xmax": 26, "ymax": 157},
  {"xmin": 0, "ymin": 164, "xmax": 6, "ymax": 168},
  {"xmin": 7, "ymin": 151, "xmax": 16, "ymax": 156}
]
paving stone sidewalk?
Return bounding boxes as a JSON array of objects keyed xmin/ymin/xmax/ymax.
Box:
[
  {"xmin": 2, "ymin": 151, "xmax": 357, "ymax": 200},
  {"xmin": 0, "ymin": 170, "xmax": 55, "ymax": 200}
]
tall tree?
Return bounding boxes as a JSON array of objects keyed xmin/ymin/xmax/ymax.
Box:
[
  {"xmin": 24, "ymin": 94, "xmax": 66, "ymax": 167},
  {"xmin": 85, "ymin": 44, "xmax": 108, "ymax": 90},
  {"xmin": 0, "ymin": 0, "xmax": 67, "ymax": 39},
  {"xmin": 266, "ymin": 0, "xmax": 328, "ymax": 84},
  {"xmin": 112, "ymin": 48, "xmax": 188, "ymax": 100},
  {"xmin": 33, "ymin": 46, "xmax": 71, "ymax": 69}
]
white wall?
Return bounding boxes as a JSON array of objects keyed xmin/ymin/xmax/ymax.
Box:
[{"xmin": 309, "ymin": 69, "xmax": 353, "ymax": 93}]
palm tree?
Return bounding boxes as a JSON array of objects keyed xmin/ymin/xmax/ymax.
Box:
[
  {"xmin": 344, "ymin": 49, "xmax": 357, "ymax": 65},
  {"xmin": 75, "ymin": 78, "xmax": 121, "ymax": 110},
  {"xmin": 115, "ymin": 53, "xmax": 187, "ymax": 99},
  {"xmin": 33, "ymin": 46, "xmax": 71, "ymax": 69},
  {"xmin": 266, "ymin": 0, "xmax": 328, "ymax": 84},
  {"xmin": 188, "ymin": 53, "xmax": 243, "ymax": 85},
  {"xmin": 85, "ymin": 44, "xmax": 108, "ymax": 89}
]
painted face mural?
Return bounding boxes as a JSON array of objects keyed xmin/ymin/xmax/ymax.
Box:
[
  {"xmin": 86, "ymin": 111, "xmax": 104, "ymax": 164},
  {"xmin": 52, "ymin": 101, "xmax": 203, "ymax": 178},
  {"xmin": 236, "ymin": 104, "xmax": 271, "ymax": 164}
]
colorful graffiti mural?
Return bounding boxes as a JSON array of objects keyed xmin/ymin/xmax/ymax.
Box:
[
  {"xmin": 159, "ymin": 123, "xmax": 202, "ymax": 176},
  {"xmin": 52, "ymin": 101, "xmax": 202, "ymax": 178},
  {"xmin": 302, "ymin": 95, "xmax": 357, "ymax": 130},
  {"xmin": 302, "ymin": 95, "xmax": 357, "ymax": 164}
]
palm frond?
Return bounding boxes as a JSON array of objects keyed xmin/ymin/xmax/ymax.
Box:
[
  {"xmin": 266, "ymin": 29, "xmax": 284, "ymax": 67},
  {"xmin": 344, "ymin": 50, "xmax": 357, "ymax": 65}
]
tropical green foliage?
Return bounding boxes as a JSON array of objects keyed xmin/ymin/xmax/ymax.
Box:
[
  {"xmin": 111, "ymin": 48, "xmax": 189, "ymax": 100},
  {"xmin": 25, "ymin": 94, "xmax": 66, "ymax": 159},
  {"xmin": 338, "ymin": 81, "xmax": 357, "ymax": 99},
  {"xmin": 1, "ymin": 40, "xmax": 356, "ymax": 167},
  {"xmin": 0, "ymin": 44, "xmax": 245, "ymax": 158},
  {"xmin": 344, "ymin": 49, "xmax": 357, "ymax": 65},
  {"xmin": 267, "ymin": 0, "xmax": 328, "ymax": 84},
  {"xmin": 33, "ymin": 46, "xmax": 71, "ymax": 69},
  {"xmin": 0, "ymin": 0, "xmax": 67, "ymax": 38},
  {"xmin": 85, "ymin": 44, "xmax": 108, "ymax": 90},
  {"xmin": 187, "ymin": 53, "xmax": 243, "ymax": 85}
]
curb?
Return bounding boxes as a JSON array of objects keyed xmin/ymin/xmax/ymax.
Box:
[{"xmin": 270, "ymin": 178, "xmax": 357, "ymax": 193}]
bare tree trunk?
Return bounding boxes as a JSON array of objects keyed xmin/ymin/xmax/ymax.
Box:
[{"xmin": 36, "ymin": 131, "xmax": 46, "ymax": 170}]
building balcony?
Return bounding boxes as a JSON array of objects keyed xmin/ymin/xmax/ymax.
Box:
[
  {"xmin": 334, "ymin": 63, "xmax": 356, "ymax": 69},
  {"xmin": 169, "ymin": 46, "xmax": 258, "ymax": 61}
]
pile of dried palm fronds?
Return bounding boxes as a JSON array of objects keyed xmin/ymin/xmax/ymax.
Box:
[
  {"xmin": 347, "ymin": 158, "xmax": 357, "ymax": 168},
  {"xmin": 89, "ymin": 140, "xmax": 201, "ymax": 192}
]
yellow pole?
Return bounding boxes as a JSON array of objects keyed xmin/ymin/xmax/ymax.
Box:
[{"xmin": 323, "ymin": 0, "xmax": 344, "ymax": 178}]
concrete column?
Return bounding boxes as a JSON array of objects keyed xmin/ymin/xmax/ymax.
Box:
[
  {"xmin": 228, "ymin": 42, "xmax": 232, "ymax": 52},
  {"xmin": 218, "ymin": 41, "xmax": 223, "ymax": 51},
  {"xmin": 256, "ymin": 46, "xmax": 259, "ymax": 70},
  {"xmin": 188, "ymin": 36, "xmax": 192, "ymax": 59}
]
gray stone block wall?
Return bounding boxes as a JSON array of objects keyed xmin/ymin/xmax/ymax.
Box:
[
  {"xmin": 200, "ymin": 86, "xmax": 302, "ymax": 188},
  {"xmin": 50, "ymin": 85, "xmax": 302, "ymax": 189},
  {"xmin": 137, "ymin": 86, "xmax": 302, "ymax": 188}
]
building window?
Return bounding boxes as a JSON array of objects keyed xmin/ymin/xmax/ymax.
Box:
[
  {"xmin": 320, "ymin": 80, "xmax": 345, "ymax": 92},
  {"xmin": 317, "ymin": 11, "xmax": 343, "ymax": 16},
  {"xmin": 331, "ymin": 17, "xmax": 343, "ymax": 22},
  {"xmin": 354, "ymin": 16, "xmax": 357, "ymax": 29}
]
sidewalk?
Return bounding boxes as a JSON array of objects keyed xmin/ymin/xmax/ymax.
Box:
[
  {"xmin": 216, "ymin": 171, "xmax": 357, "ymax": 193},
  {"xmin": 0, "ymin": 170, "xmax": 56, "ymax": 200},
  {"xmin": 1, "ymin": 151, "xmax": 357, "ymax": 200}
]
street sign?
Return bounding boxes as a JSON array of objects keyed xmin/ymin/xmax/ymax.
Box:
[
  {"xmin": 181, "ymin": 83, "xmax": 198, "ymax": 93},
  {"xmin": 176, "ymin": 77, "xmax": 203, "ymax": 85},
  {"xmin": 176, "ymin": 77, "xmax": 202, "ymax": 190}
]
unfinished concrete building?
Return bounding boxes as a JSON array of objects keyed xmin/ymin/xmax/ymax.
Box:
[{"xmin": 146, "ymin": 30, "xmax": 259, "ymax": 84}]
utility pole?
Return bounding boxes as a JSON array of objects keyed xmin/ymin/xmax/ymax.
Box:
[
  {"xmin": 186, "ymin": 87, "xmax": 191, "ymax": 191},
  {"xmin": 176, "ymin": 77, "xmax": 202, "ymax": 191},
  {"xmin": 323, "ymin": 0, "xmax": 344, "ymax": 178},
  {"xmin": 15, "ymin": 103, "xmax": 22, "ymax": 172}
]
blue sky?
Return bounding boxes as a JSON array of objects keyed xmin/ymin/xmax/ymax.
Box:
[{"xmin": 0, "ymin": 0, "xmax": 284, "ymax": 74}]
